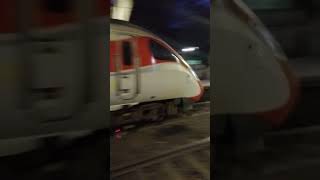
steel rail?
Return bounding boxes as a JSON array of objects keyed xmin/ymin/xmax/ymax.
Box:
[{"xmin": 110, "ymin": 137, "xmax": 210, "ymax": 178}]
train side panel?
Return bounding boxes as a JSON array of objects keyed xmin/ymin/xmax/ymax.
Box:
[{"xmin": 0, "ymin": 0, "xmax": 108, "ymax": 139}]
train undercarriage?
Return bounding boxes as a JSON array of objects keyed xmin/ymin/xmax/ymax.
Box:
[{"xmin": 110, "ymin": 98, "xmax": 194, "ymax": 129}]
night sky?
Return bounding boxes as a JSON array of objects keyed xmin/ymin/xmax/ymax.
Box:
[{"xmin": 130, "ymin": 0, "xmax": 210, "ymax": 56}]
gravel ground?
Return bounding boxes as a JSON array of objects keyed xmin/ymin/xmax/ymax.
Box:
[{"xmin": 110, "ymin": 111, "xmax": 210, "ymax": 168}]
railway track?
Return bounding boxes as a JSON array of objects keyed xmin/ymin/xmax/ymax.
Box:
[{"xmin": 110, "ymin": 137, "xmax": 210, "ymax": 180}]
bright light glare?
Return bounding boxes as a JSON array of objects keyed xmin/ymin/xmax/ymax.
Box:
[
  {"xmin": 111, "ymin": 0, "xmax": 133, "ymax": 21},
  {"xmin": 182, "ymin": 47, "xmax": 199, "ymax": 52}
]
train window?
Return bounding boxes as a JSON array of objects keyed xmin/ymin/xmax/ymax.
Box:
[
  {"xmin": 122, "ymin": 41, "xmax": 133, "ymax": 66},
  {"xmin": 150, "ymin": 40, "xmax": 176, "ymax": 61},
  {"xmin": 43, "ymin": 0, "xmax": 73, "ymax": 13}
]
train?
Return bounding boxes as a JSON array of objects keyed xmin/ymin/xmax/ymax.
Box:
[
  {"xmin": 110, "ymin": 19, "xmax": 204, "ymax": 127},
  {"xmin": 212, "ymin": 0, "xmax": 300, "ymax": 152},
  {"xmin": 0, "ymin": 0, "xmax": 108, "ymax": 173}
]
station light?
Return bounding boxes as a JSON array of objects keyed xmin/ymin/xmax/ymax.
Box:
[{"xmin": 181, "ymin": 47, "xmax": 199, "ymax": 52}]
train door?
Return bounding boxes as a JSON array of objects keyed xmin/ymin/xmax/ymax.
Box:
[{"xmin": 115, "ymin": 38, "xmax": 141, "ymax": 101}]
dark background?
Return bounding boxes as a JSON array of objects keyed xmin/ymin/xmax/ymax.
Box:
[{"xmin": 130, "ymin": 0, "xmax": 210, "ymax": 63}]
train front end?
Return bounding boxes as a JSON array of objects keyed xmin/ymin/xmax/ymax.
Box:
[
  {"xmin": 110, "ymin": 20, "xmax": 204, "ymax": 109},
  {"xmin": 212, "ymin": 0, "xmax": 300, "ymax": 127}
]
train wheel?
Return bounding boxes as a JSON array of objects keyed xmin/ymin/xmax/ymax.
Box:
[
  {"xmin": 166, "ymin": 100, "xmax": 179, "ymax": 116},
  {"xmin": 139, "ymin": 103, "xmax": 167, "ymax": 122},
  {"xmin": 148, "ymin": 104, "xmax": 166, "ymax": 122},
  {"xmin": 155, "ymin": 104, "xmax": 167, "ymax": 122}
]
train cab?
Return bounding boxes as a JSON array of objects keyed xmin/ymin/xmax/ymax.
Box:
[{"xmin": 110, "ymin": 20, "xmax": 204, "ymax": 111}]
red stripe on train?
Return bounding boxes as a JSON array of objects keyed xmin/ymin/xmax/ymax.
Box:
[
  {"xmin": 191, "ymin": 80, "xmax": 205, "ymax": 102},
  {"xmin": 257, "ymin": 60, "xmax": 300, "ymax": 127}
]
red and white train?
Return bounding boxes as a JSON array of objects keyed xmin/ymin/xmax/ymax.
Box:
[
  {"xmin": 110, "ymin": 20, "xmax": 204, "ymax": 125},
  {"xmin": 212, "ymin": 0, "xmax": 301, "ymax": 152}
]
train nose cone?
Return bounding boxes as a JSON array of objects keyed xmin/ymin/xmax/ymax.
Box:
[
  {"xmin": 258, "ymin": 59, "xmax": 300, "ymax": 127},
  {"xmin": 191, "ymin": 80, "xmax": 205, "ymax": 102}
]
